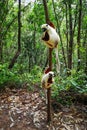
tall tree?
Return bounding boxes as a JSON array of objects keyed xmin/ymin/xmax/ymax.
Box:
[
  {"xmin": 8, "ymin": 0, "xmax": 21, "ymax": 69},
  {"xmin": 43, "ymin": 0, "xmax": 52, "ymax": 122},
  {"xmin": 65, "ymin": 2, "xmax": 69, "ymax": 66},
  {"xmin": 52, "ymin": 0, "xmax": 67, "ymax": 68},
  {"xmin": 67, "ymin": 0, "xmax": 73, "ymax": 74},
  {"xmin": 0, "ymin": 0, "xmax": 8, "ymax": 62},
  {"xmin": 77, "ymin": 0, "xmax": 82, "ymax": 71}
]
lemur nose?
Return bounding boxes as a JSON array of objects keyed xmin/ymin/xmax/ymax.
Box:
[{"xmin": 42, "ymin": 28, "xmax": 47, "ymax": 32}]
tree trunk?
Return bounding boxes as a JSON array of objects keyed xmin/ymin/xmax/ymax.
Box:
[
  {"xmin": 8, "ymin": 0, "xmax": 21, "ymax": 69},
  {"xmin": 52, "ymin": 0, "xmax": 67, "ymax": 68},
  {"xmin": 67, "ymin": 1, "xmax": 73, "ymax": 75},
  {"xmin": 77, "ymin": 0, "xmax": 82, "ymax": 71},
  {"xmin": 84, "ymin": 29, "xmax": 87, "ymax": 74},
  {"xmin": 85, "ymin": 42, "xmax": 87, "ymax": 74},
  {"xmin": 65, "ymin": 3, "xmax": 69, "ymax": 66},
  {"xmin": 43, "ymin": 0, "xmax": 52, "ymax": 122},
  {"xmin": 33, "ymin": 22, "xmax": 36, "ymax": 64},
  {"xmin": 0, "ymin": 27, "xmax": 3, "ymax": 62},
  {"xmin": 0, "ymin": 42, "xmax": 3, "ymax": 62},
  {"xmin": 73, "ymin": 5, "xmax": 78, "ymax": 35}
]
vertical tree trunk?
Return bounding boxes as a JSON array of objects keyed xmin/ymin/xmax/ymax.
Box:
[
  {"xmin": 43, "ymin": 0, "xmax": 49, "ymax": 22},
  {"xmin": 8, "ymin": 0, "xmax": 21, "ymax": 69},
  {"xmin": 33, "ymin": 22, "xmax": 36, "ymax": 64},
  {"xmin": 84, "ymin": 29, "xmax": 87, "ymax": 74},
  {"xmin": 0, "ymin": 45, "xmax": 3, "ymax": 62},
  {"xmin": 85, "ymin": 41, "xmax": 87, "ymax": 74},
  {"xmin": 65, "ymin": 3, "xmax": 69, "ymax": 66},
  {"xmin": 0, "ymin": 0, "xmax": 7, "ymax": 62},
  {"xmin": 43, "ymin": 0, "xmax": 52, "ymax": 122},
  {"xmin": 18, "ymin": 0, "xmax": 21, "ymax": 52},
  {"xmin": 68, "ymin": 1, "xmax": 73, "ymax": 75},
  {"xmin": 0, "ymin": 40, "xmax": 3, "ymax": 62},
  {"xmin": 77, "ymin": 0, "xmax": 82, "ymax": 71},
  {"xmin": 0, "ymin": 21, "xmax": 3, "ymax": 62},
  {"xmin": 52, "ymin": 0, "xmax": 67, "ymax": 68}
]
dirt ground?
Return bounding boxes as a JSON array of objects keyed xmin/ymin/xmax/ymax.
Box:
[{"xmin": 0, "ymin": 87, "xmax": 87, "ymax": 130}]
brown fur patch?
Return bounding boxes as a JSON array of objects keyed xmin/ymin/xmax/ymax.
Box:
[
  {"xmin": 55, "ymin": 41, "xmax": 58, "ymax": 47},
  {"xmin": 48, "ymin": 77, "xmax": 53, "ymax": 84},
  {"xmin": 49, "ymin": 21, "xmax": 55, "ymax": 29}
]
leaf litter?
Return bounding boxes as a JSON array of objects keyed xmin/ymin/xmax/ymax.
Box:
[{"xmin": 0, "ymin": 87, "xmax": 87, "ymax": 130}]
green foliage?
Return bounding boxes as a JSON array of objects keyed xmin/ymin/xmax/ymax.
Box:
[
  {"xmin": 0, "ymin": 63, "xmax": 42, "ymax": 90},
  {"xmin": 52, "ymin": 69, "xmax": 87, "ymax": 105},
  {"xmin": 0, "ymin": 63, "xmax": 19, "ymax": 87},
  {"xmin": 0, "ymin": 62, "xmax": 87, "ymax": 106},
  {"xmin": 54, "ymin": 70, "xmax": 87, "ymax": 93},
  {"xmin": 20, "ymin": 65, "xmax": 42, "ymax": 84}
]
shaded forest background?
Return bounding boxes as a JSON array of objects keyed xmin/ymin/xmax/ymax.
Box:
[{"xmin": 0, "ymin": 0, "xmax": 87, "ymax": 105}]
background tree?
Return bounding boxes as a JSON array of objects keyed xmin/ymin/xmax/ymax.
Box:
[
  {"xmin": 0, "ymin": 0, "xmax": 9, "ymax": 61},
  {"xmin": 8, "ymin": 0, "xmax": 21, "ymax": 69},
  {"xmin": 77, "ymin": 0, "xmax": 82, "ymax": 71}
]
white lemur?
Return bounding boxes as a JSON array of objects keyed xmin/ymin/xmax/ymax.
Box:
[
  {"xmin": 41, "ymin": 70, "xmax": 54, "ymax": 89},
  {"xmin": 41, "ymin": 69, "xmax": 54, "ymax": 104},
  {"xmin": 41, "ymin": 23, "xmax": 60, "ymax": 73}
]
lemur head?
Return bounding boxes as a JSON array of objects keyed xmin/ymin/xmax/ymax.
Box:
[
  {"xmin": 41, "ymin": 24, "xmax": 50, "ymax": 32},
  {"xmin": 48, "ymin": 71, "xmax": 54, "ymax": 78}
]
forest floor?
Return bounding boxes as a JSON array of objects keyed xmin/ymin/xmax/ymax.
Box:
[{"xmin": 0, "ymin": 85, "xmax": 87, "ymax": 130}]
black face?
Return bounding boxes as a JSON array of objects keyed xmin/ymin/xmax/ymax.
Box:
[
  {"xmin": 49, "ymin": 73, "xmax": 55, "ymax": 78},
  {"xmin": 42, "ymin": 28, "xmax": 47, "ymax": 32},
  {"xmin": 49, "ymin": 73, "xmax": 53, "ymax": 78}
]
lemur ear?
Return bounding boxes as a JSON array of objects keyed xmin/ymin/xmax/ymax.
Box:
[
  {"xmin": 48, "ymin": 21, "xmax": 55, "ymax": 29},
  {"xmin": 44, "ymin": 67, "xmax": 51, "ymax": 74}
]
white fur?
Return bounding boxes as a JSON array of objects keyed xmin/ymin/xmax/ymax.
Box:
[
  {"xmin": 41, "ymin": 24, "xmax": 60, "ymax": 73},
  {"xmin": 41, "ymin": 71, "xmax": 54, "ymax": 104},
  {"xmin": 41, "ymin": 71, "xmax": 54, "ymax": 89},
  {"xmin": 41, "ymin": 24, "xmax": 60, "ymax": 48}
]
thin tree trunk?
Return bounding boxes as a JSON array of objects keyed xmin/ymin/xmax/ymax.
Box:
[
  {"xmin": 43, "ymin": 0, "xmax": 52, "ymax": 122},
  {"xmin": 43, "ymin": 0, "xmax": 49, "ymax": 22},
  {"xmin": 77, "ymin": 0, "xmax": 82, "ymax": 71},
  {"xmin": 8, "ymin": 0, "xmax": 21, "ymax": 69},
  {"xmin": 84, "ymin": 29, "xmax": 87, "ymax": 74},
  {"xmin": 0, "ymin": 0, "xmax": 8, "ymax": 62},
  {"xmin": 0, "ymin": 41, "xmax": 3, "ymax": 62},
  {"xmin": 73, "ymin": 5, "xmax": 78, "ymax": 35},
  {"xmin": 33, "ymin": 22, "xmax": 36, "ymax": 64},
  {"xmin": 0, "ymin": 27, "xmax": 3, "ymax": 61},
  {"xmin": 68, "ymin": 2, "xmax": 73, "ymax": 75},
  {"xmin": 85, "ymin": 42, "xmax": 87, "ymax": 74},
  {"xmin": 65, "ymin": 3, "xmax": 69, "ymax": 66},
  {"xmin": 52, "ymin": 0, "xmax": 67, "ymax": 68}
]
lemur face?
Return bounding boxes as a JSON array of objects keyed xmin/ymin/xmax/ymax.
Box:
[
  {"xmin": 49, "ymin": 72, "xmax": 54, "ymax": 78},
  {"xmin": 41, "ymin": 24, "xmax": 49, "ymax": 32}
]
